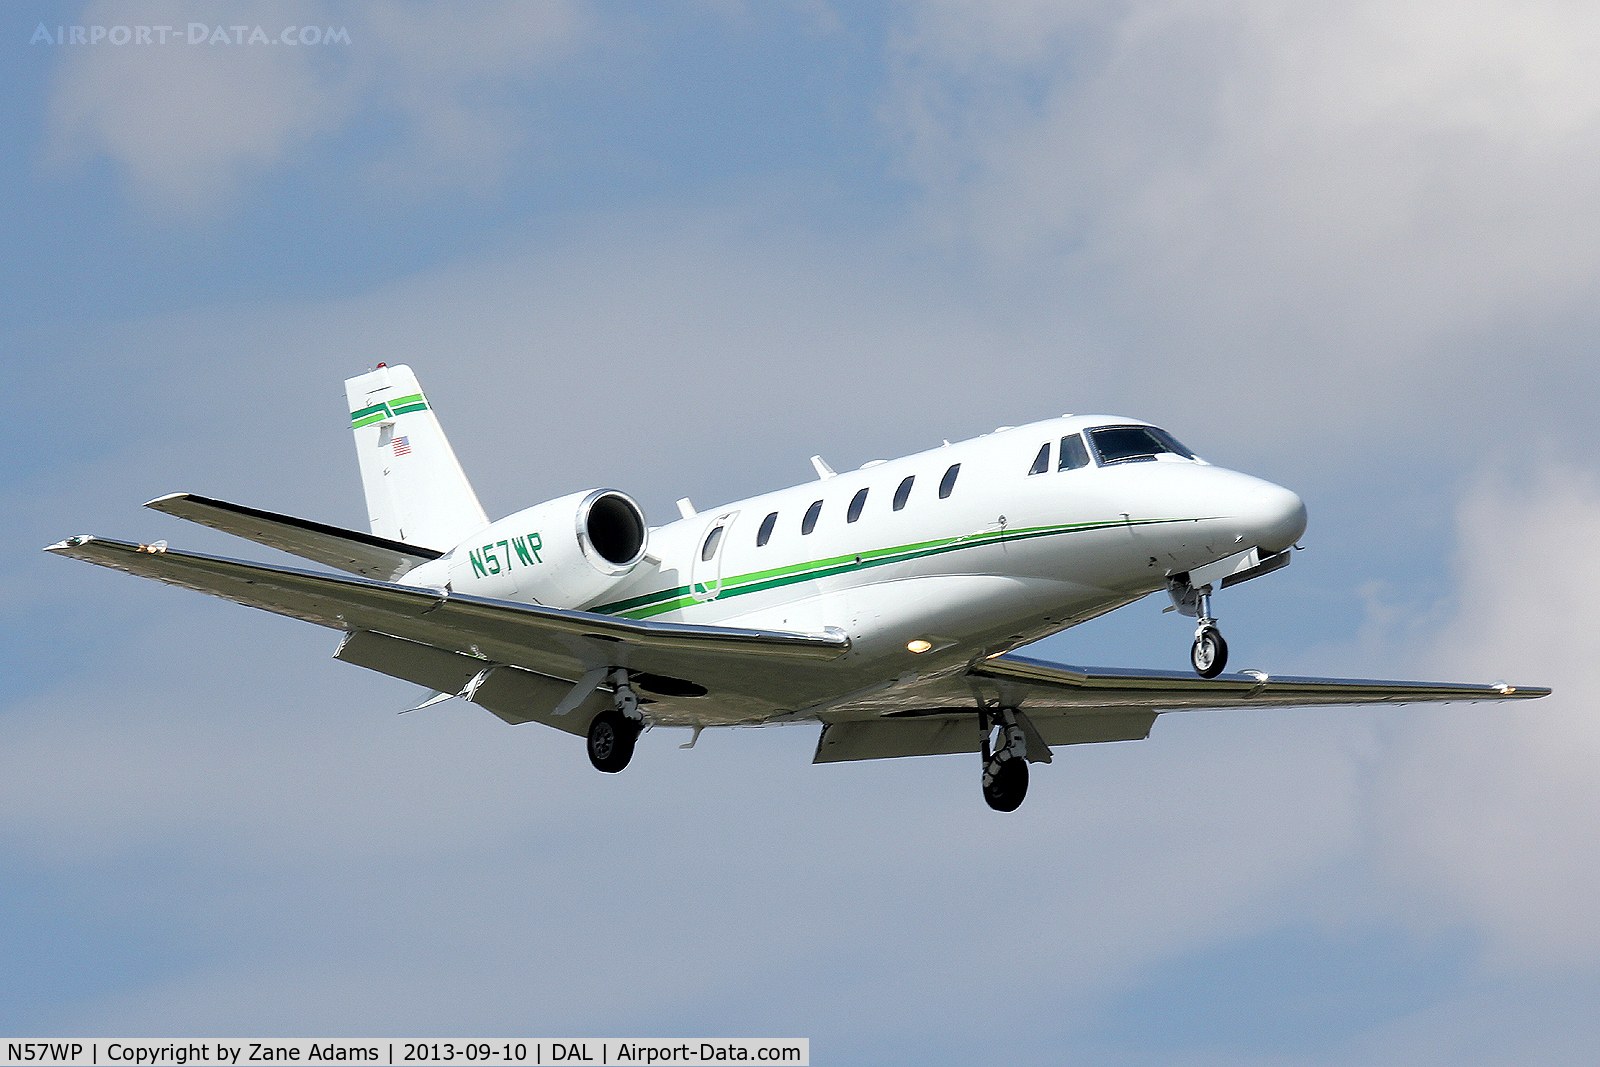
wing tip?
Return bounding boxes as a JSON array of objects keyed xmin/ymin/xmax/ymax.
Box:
[
  {"xmin": 44, "ymin": 534, "xmax": 96, "ymax": 553},
  {"xmin": 143, "ymin": 492, "xmax": 192, "ymax": 509}
]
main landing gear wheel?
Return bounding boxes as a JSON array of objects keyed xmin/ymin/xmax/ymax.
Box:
[
  {"xmin": 980, "ymin": 707, "xmax": 1030, "ymax": 812},
  {"xmin": 983, "ymin": 758, "xmax": 1028, "ymax": 812},
  {"xmin": 1191, "ymin": 625, "xmax": 1228, "ymax": 678},
  {"xmin": 587, "ymin": 709, "xmax": 639, "ymax": 773}
]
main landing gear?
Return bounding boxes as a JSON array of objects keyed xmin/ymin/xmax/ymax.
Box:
[
  {"xmin": 1169, "ymin": 578, "xmax": 1229, "ymax": 678},
  {"xmin": 980, "ymin": 706, "xmax": 1029, "ymax": 812},
  {"xmin": 587, "ymin": 670, "xmax": 644, "ymax": 773}
]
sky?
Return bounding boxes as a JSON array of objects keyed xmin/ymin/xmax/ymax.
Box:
[{"xmin": 4, "ymin": 0, "xmax": 1599, "ymax": 1061}]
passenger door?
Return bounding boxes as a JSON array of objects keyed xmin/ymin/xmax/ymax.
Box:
[{"xmin": 690, "ymin": 511, "xmax": 738, "ymax": 602}]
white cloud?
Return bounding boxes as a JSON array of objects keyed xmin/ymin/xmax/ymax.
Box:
[
  {"xmin": 42, "ymin": 0, "xmax": 586, "ymax": 211},
  {"xmin": 885, "ymin": 0, "xmax": 1600, "ymax": 452},
  {"xmin": 1373, "ymin": 464, "xmax": 1600, "ymax": 966}
]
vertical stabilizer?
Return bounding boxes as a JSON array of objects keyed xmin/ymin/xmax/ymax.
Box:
[{"xmin": 345, "ymin": 365, "xmax": 489, "ymax": 551}]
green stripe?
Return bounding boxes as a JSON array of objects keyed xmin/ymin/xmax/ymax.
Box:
[
  {"xmin": 349, "ymin": 394, "xmax": 430, "ymax": 427},
  {"xmin": 593, "ymin": 516, "xmax": 1204, "ymax": 620},
  {"xmin": 350, "ymin": 402, "xmax": 390, "ymax": 426}
]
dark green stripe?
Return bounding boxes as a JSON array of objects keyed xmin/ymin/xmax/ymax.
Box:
[
  {"xmin": 350, "ymin": 395, "xmax": 429, "ymax": 427},
  {"xmin": 350, "ymin": 402, "xmax": 391, "ymax": 428}
]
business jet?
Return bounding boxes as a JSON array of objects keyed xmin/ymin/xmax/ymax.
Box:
[{"xmin": 48, "ymin": 365, "xmax": 1548, "ymax": 811}]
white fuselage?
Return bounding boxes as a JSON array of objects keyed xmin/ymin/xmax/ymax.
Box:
[{"xmin": 410, "ymin": 415, "xmax": 1307, "ymax": 718}]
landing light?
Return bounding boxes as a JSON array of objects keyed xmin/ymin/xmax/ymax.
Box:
[{"xmin": 907, "ymin": 639, "xmax": 933, "ymax": 654}]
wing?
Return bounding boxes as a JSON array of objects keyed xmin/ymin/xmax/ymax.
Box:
[
  {"xmin": 144, "ymin": 493, "xmax": 442, "ymax": 581},
  {"xmin": 45, "ymin": 535, "xmax": 851, "ymax": 727},
  {"xmin": 813, "ymin": 652, "xmax": 1550, "ymax": 764}
]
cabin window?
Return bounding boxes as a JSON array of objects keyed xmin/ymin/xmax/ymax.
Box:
[
  {"xmin": 893, "ymin": 475, "xmax": 914, "ymax": 511},
  {"xmin": 700, "ymin": 525, "xmax": 724, "ymax": 562},
  {"xmin": 1028, "ymin": 442, "xmax": 1051, "ymax": 475},
  {"xmin": 756, "ymin": 511, "xmax": 778, "ymax": 547},
  {"xmin": 939, "ymin": 463, "xmax": 961, "ymax": 499},
  {"xmin": 1088, "ymin": 425, "xmax": 1196, "ymax": 465},
  {"xmin": 802, "ymin": 500, "xmax": 823, "ymax": 535},
  {"xmin": 1059, "ymin": 433, "xmax": 1091, "ymax": 471},
  {"xmin": 847, "ymin": 487, "xmax": 869, "ymax": 523}
]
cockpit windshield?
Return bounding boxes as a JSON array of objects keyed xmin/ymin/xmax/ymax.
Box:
[{"xmin": 1087, "ymin": 425, "xmax": 1196, "ymax": 465}]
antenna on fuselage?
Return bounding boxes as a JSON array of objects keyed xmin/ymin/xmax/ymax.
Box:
[{"xmin": 810, "ymin": 455, "xmax": 836, "ymax": 480}]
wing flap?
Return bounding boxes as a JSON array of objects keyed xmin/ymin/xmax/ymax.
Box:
[
  {"xmin": 333, "ymin": 629, "xmax": 483, "ymax": 695},
  {"xmin": 812, "ymin": 708, "xmax": 1156, "ymax": 763},
  {"xmin": 145, "ymin": 493, "xmax": 440, "ymax": 581},
  {"xmin": 814, "ymin": 717, "xmax": 978, "ymax": 762},
  {"xmin": 334, "ymin": 630, "xmax": 606, "ymax": 733},
  {"xmin": 1034, "ymin": 710, "xmax": 1158, "ymax": 745}
]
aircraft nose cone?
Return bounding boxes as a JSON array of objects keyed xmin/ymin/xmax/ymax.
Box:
[{"xmin": 1244, "ymin": 481, "xmax": 1307, "ymax": 554}]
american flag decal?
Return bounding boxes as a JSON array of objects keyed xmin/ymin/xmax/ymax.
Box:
[{"xmin": 392, "ymin": 436, "xmax": 412, "ymax": 456}]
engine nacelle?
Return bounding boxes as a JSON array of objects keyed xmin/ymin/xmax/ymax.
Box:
[{"xmin": 441, "ymin": 489, "xmax": 648, "ymax": 608}]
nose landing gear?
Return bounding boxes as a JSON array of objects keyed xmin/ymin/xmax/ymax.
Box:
[{"xmin": 1169, "ymin": 578, "xmax": 1229, "ymax": 678}]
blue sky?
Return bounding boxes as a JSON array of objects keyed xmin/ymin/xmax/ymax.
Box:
[{"xmin": 5, "ymin": 1, "xmax": 1599, "ymax": 1062}]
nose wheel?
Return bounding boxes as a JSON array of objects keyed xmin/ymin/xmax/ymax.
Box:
[{"xmin": 1191, "ymin": 623, "xmax": 1228, "ymax": 678}]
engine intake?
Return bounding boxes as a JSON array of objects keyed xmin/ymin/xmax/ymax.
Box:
[{"xmin": 579, "ymin": 489, "xmax": 647, "ymax": 573}]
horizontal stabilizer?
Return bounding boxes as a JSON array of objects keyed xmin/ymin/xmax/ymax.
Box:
[{"xmin": 145, "ymin": 493, "xmax": 440, "ymax": 581}]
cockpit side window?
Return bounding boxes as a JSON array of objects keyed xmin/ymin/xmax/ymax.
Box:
[
  {"xmin": 1028, "ymin": 442, "xmax": 1050, "ymax": 475},
  {"xmin": 1088, "ymin": 425, "xmax": 1195, "ymax": 465},
  {"xmin": 1149, "ymin": 427, "xmax": 1195, "ymax": 458},
  {"xmin": 1059, "ymin": 433, "xmax": 1091, "ymax": 470}
]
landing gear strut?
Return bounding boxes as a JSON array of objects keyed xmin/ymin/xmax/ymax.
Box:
[
  {"xmin": 980, "ymin": 706, "xmax": 1029, "ymax": 812},
  {"xmin": 1188, "ymin": 586, "xmax": 1228, "ymax": 678},
  {"xmin": 587, "ymin": 670, "xmax": 643, "ymax": 773}
]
